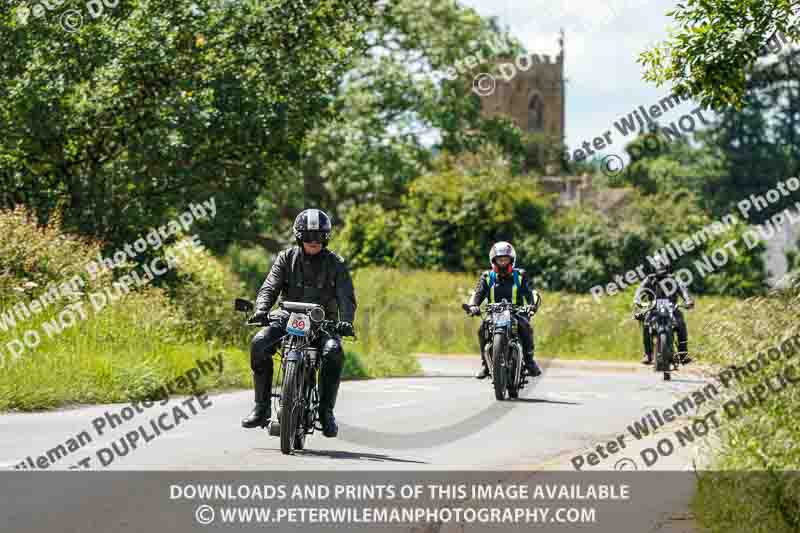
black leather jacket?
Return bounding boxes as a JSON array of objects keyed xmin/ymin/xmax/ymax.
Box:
[
  {"xmin": 255, "ymin": 246, "xmax": 357, "ymax": 322},
  {"xmin": 635, "ymin": 273, "xmax": 692, "ymax": 306}
]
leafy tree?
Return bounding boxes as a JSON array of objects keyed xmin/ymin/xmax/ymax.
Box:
[
  {"xmin": 394, "ymin": 146, "xmax": 550, "ymax": 272},
  {"xmin": 640, "ymin": 0, "xmax": 800, "ymax": 109},
  {"xmin": 335, "ymin": 144, "xmax": 551, "ymax": 271},
  {"xmin": 616, "ymin": 46, "xmax": 800, "ymax": 225},
  {"xmin": 608, "ymin": 130, "xmax": 725, "ymax": 201},
  {"xmin": 298, "ymin": 0, "xmax": 536, "ymax": 221},
  {"xmin": 330, "ymin": 203, "xmax": 400, "ymax": 269},
  {"xmin": 520, "ymin": 189, "xmax": 767, "ymax": 296},
  {"xmin": 0, "ymin": 0, "xmax": 376, "ymax": 255},
  {"xmin": 685, "ymin": 46, "xmax": 799, "ymax": 223},
  {"xmin": 701, "ymin": 86, "xmax": 790, "ymax": 222},
  {"xmin": 519, "ymin": 207, "xmax": 651, "ymax": 292}
]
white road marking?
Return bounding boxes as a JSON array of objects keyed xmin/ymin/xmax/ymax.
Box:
[
  {"xmin": 374, "ymin": 400, "xmax": 419, "ymax": 410},
  {"xmin": 347, "ymin": 383, "xmax": 441, "ymax": 394}
]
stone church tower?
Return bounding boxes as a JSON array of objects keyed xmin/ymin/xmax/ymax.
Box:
[
  {"xmin": 474, "ymin": 33, "xmax": 627, "ymax": 210},
  {"xmin": 478, "ymin": 32, "xmax": 565, "ymax": 145}
]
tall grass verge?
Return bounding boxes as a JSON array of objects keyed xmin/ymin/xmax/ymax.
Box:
[{"xmin": 690, "ymin": 275, "xmax": 800, "ymax": 532}]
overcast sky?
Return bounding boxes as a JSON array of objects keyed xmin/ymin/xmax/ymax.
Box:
[{"xmin": 458, "ymin": 0, "xmax": 699, "ymax": 161}]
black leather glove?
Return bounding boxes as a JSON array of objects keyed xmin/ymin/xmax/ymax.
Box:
[
  {"xmin": 468, "ymin": 305, "xmax": 481, "ymax": 317},
  {"xmin": 338, "ymin": 322, "xmax": 355, "ymax": 337},
  {"xmin": 250, "ymin": 310, "xmax": 269, "ymax": 325}
]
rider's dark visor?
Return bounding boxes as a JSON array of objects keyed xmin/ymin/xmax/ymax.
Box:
[{"xmin": 302, "ymin": 231, "xmax": 327, "ymax": 243}]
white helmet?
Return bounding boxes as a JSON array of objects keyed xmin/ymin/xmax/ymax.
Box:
[{"xmin": 489, "ymin": 241, "xmax": 516, "ymax": 273}]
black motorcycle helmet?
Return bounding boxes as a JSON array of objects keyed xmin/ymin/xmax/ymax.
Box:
[
  {"xmin": 651, "ymin": 254, "xmax": 670, "ymax": 278},
  {"xmin": 293, "ymin": 209, "xmax": 332, "ymax": 247}
]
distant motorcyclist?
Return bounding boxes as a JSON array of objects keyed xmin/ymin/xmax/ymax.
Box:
[
  {"xmin": 242, "ymin": 208, "xmax": 356, "ymax": 437},
  {"xmin": 633, "ymin": 258, "xmax": 694, "ymax": 365},
  {"xmin": 467, "ymin": 241, "xmax": 542, "ymax": 379}
]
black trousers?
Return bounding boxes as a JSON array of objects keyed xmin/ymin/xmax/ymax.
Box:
[
  {"xmin": 642, "ymin": 309, "xmax": 688, "ymax": 355},
  {"xmin": 250, "ymin": 316, "xmax": 344, "ymax": 411},
  {"xmin": 478, "ymin": 313, "xmax": 534, "ymax": 361}
]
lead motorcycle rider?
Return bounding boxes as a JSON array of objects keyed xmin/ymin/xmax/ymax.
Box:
[
  {"xmin": 242, "ymin": 209, "xmax": 357, "ymax": 437},
  {"xmin": 467, "ymin": 241, "xmax": 542, "ymax": 379}
]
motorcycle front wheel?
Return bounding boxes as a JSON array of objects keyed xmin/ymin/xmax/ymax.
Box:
[
  {"xmin": 493, "ymin": 333, "xmax": 508, "ymax": 401},
  {"xmin": 280, "ymin": 360, "xmax": 303, "ymax": 454},
  {"xmin": 656, "ymin": 332, "xmax": 672, "ymax": 381}
]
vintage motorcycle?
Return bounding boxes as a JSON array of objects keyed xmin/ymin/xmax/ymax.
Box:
[
  {"xmin": 463, "ymin": 299, "xmax": 539, "ymax": 400},
  {"xmin": 635, "ymin": 294, "xmax": 689, "ymax": 381},
  {"xmin": 234, "ymin": 298, "xmax": 353, "ymax": 455}
]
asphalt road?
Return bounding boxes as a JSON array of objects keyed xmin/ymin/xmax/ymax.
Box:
[{"xmin": 0, "ymin": 356, "xmax": 711, "ymax": 471}]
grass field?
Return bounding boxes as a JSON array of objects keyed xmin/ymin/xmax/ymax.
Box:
[
  {"xmin": 0, "ymin": 266, "xmax": 747, "ymax": 411},
  {"xmin": 349, "ymin": 267, "xmax": 741, "ymax": 362},
  {"xmin": 0, "ymin": 281, "xmax": 415, "ymax": 411}
]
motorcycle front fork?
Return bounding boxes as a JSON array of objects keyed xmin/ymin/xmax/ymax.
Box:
[{"xmin": 485, "ymin": 340, "xmax": 525, "ymax": 385}]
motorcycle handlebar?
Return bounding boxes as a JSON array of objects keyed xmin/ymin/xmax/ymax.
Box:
[
  {"xmin": 462, "ymin": 303, "xmax": 537, "ymax": 317},
  {"xmin": 635, "ymin": 301, "xmax": 692, "ymax": 319},
  {"xmin": 638, "ymin": 301, "xmax": 692, "ymax": 309},
  {"xmin": 244, "ymin": 316, "xmax": 355, "ymax": 337}
]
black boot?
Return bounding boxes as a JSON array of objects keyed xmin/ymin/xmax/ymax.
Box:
[
  {"xmin": 242, "ymin": 403, "xmax": 270, "ymax": 428},
  {"xmin": 319, "ymin": 360, "xmax": 342, "ymax": 438},
  {"xmin": 641, "ymin": 353, "xmax": 653, "ymax": 365},
  {"xmin": 523, "ymin": 351, "xmax": 541, "ymax": 377},
  {"xmin": 677, "ymin": 338, "xmax": 691, "ymax": 364},
  {"xmin": 242, "ymin": 372, "xmax": 271, "ymax": 428},
  {"xmin": 319, "ymin": 410, "xmax": 338, "ymax": 438}
]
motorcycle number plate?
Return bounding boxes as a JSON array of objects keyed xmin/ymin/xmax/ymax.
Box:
[
  {"xmin": 494, "ymin": 310, "xmax": 512, "ymax": 327},
  {"xmin": 287, "ymin": 313, "xmax": 311, "ymax": 337}
]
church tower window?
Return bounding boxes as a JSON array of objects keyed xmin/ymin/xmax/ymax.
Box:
[{"xmin": 528, "ymin": 93, "xmax": 544, "ymax": 132}]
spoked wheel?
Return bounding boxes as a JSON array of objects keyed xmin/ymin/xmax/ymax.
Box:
[
  {"xmin": 492, "ymin": 334, "xmax": 507, "ymax": 401},
  {"xmin": 294, "ymin": 376, "xmax": 315, "ymax": 451},
  {"xmin": 293, "ymin": 428, "xmax": 306, "ymax": 450},
  {"xmin": 280, "ymin": 360, "xmax": 302, "ymax": 455}
]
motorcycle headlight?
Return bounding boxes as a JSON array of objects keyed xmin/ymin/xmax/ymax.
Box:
[{"xmin": 309, "ymin": 307, "xmax": 325, "ymax": 323}]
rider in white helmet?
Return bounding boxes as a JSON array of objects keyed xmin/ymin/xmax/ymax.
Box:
[{"xmin": 466, "ymin": 241, "xmax": 542, "ymax": 379}]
